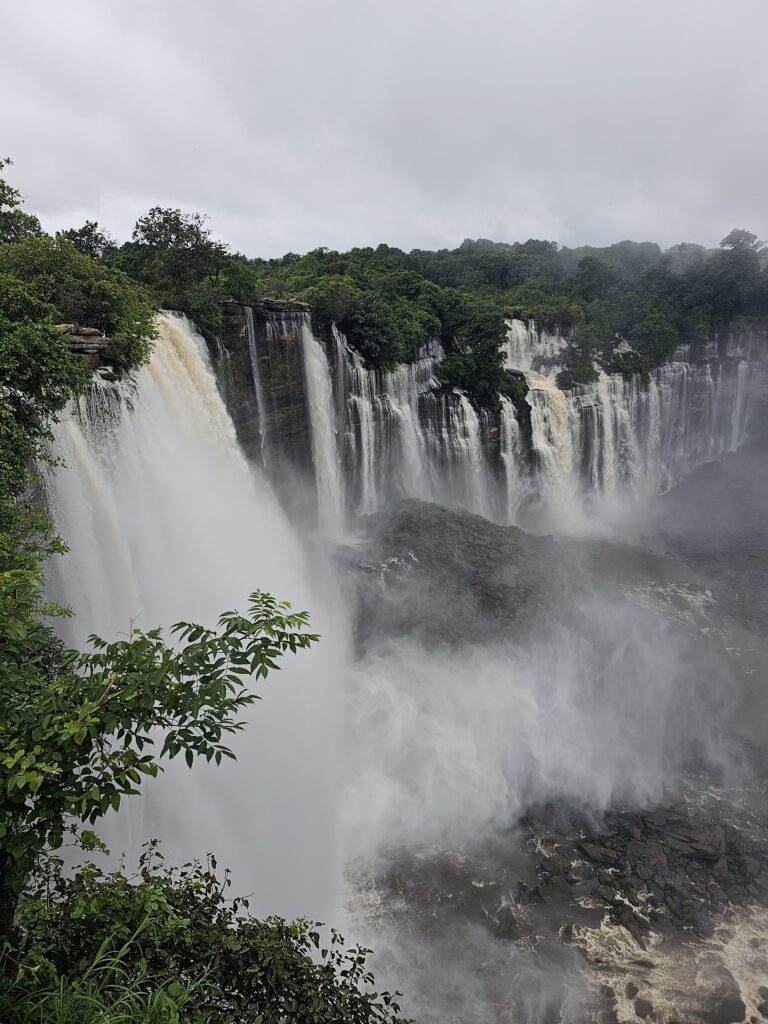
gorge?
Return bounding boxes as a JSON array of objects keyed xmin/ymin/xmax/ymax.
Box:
[{"xmin": 43, "ymin": 305, "xmax": 768, "ymax": 1022}]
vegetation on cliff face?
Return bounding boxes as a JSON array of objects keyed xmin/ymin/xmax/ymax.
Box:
[{"xmin": 68, "ymin": 205, "xmax": 768, "ymax": 399}]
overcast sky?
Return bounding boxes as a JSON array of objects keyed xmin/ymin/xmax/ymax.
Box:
[{"xmin": 2, "ymin": 0, "xmax": 766, "ymax": 258}]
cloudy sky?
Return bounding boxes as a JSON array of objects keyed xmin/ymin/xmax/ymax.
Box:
[{"xmin": 2, "ymin": 0, "xmax": 766, "ymax": 257}]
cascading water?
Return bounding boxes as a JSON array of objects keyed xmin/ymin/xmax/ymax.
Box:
[
  {"xmin": 730, "ymin": 359, "xmax": 750, "ymax": 451},
  {"xmin": 499, "ymin": 395, "xmax": 526, "ymax": 523},
  {"xmin": 46, "ymin": 312, "xmax": 343, "ymax": 920},
  {"xmin": 223, "ymin": 307, "xmax": 761, "ymax": 531},
  {"xmin": 299, "ymin": 316, "xmax": 345, "ymax": 534},
  {"xmin": 504, "ymin": 317, "xmax": 568, "ymax": 373},
  {"xmin": 525, "ymin": 371, "xmax": 576, "ymax": 504}
]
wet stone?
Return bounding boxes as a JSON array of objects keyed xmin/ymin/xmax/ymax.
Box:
[
  {"xmin": 701, "ymin": 991, "xmax": 747, "ymax": 1024},
  {"xmin": 496, "ymin": 903, "xmax": 517, "ymax": 937},
  {"xmin": 580, "ymin": 842, "xmax": 619, "ymax": 864},
  {"xmin": 634, "ymin": 996, "xmax": 654, "ymax": 1018},
  {"xmin": 745, "ymin": 856, "xmax": 765, "ymax": 880}
]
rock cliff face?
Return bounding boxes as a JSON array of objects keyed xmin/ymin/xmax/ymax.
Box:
[
  {"xmin": 213, "ymin": 300, "xmax": 317, "ymax": 516},
  {"xmin": 58, "ymin": 324, "xmax": 115, "ymax": 370}
]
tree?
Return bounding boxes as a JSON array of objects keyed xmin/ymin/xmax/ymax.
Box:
[
  {"xmin": 58, "ymin": 220, "xmax": 117, "ymax": 261},
  {"xmin": 0, "ymin": 235, "xmax": 157, "ymax": 368},
  {"xmin": 0, "ymin": 273, "xmax": 90, "ymax": 507},
  {"xmin": 720, "ymin": 228, "xmax": 761, "ymax": 252},
  {"xmin": 0, "ymin": 574, "xmax": 318, "ymax": 943},
  {"xmin": 0, "ymin": 159, "xmax": 42, "ymax": 243},
  {"xmin": 439, "ymin": 296, "xmax": 509, "ymax": 405},
  {"xmin": 574, "ymin": 255, "xmax": 615, "ymax": 301},
  {"xmin": 628, "ymin": 311, "xmax": 677, "ymax": 363},
  {"xmin": 115, "ymin": 207, "xmax": 231, "ymax": 334},
  {"xmin": 554, "ymin": 323, "xmax": 601, "ymax": 389},
  {"xmin": 126, "ymin": 207, "xmax": 229, "ymax": 292}
]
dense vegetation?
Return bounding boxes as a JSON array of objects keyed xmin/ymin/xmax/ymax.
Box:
[
  {"xmin": 53, "ymin": 197, "xmax": 768, "ymax": 399},
  {"xmin": 0, "ymin": 162, "xmax": 408, "ymax": 1022}
]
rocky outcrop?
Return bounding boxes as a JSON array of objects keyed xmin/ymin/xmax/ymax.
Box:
[{"xmin": 57, "ymin": 324, "xmax": 115, "ymax": 370}]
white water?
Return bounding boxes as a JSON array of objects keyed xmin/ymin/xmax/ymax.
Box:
[
  {"xmin": 46, "ymin": 312, "xmax": 343, "ymax": 920},
  {"xmin": 238, "ymin": 315, "xmax": 759, "ymax": 531},
  {"xmin": 299, "ymin": 317, "xmax": 345, "ymax": 535},
  {"xmin": 504, "ymin": 317, "xmax": 568, "ymax": 373},
  {"xmin": 499, "ymin": 395, "xmax": 526, "ymax": 523}
]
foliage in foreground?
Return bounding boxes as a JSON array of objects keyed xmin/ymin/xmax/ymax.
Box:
[
  {"xmin": 2, "ymin": 921, "xmax": 198, "ymax": 1024},
  {"xmin": 0, "ymin": 567, "xmax": 318, "ymax": 941},
  {"xmin": 2, "ymin": 846, "xmax": 408, "ymax": 1024}
]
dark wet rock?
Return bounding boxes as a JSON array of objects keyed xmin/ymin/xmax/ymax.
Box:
[
  {"xmin": 571, "ymin": 879, "xmax": 597, "ymax": 899},
  {"xmin": 496, "ymin": 903, "xmax": 517, "ymax": 937},
  {"xmin": 699, "ymin": 968, "xmax": 747, "ymax": 1024},
  {"xmin": 634, "ymin": 996, "xmax": 654, "ymax": 1018},
  {"xmin": 701, "ymin": 992, "xmax": 746, "ymax": 1024},
  {"xmin": 758, "ymin": 987, "xmax": 768, "ymax": 1000},
  {"xmin": 757, "ymin": 1001, "xmax": 768, "ymax": 1019},
  {"xmin": 626, "ymin": 982, "xmax": 639, "ymax": 999},
  {"xmin": 538, "ymin": 876, "xmax": 573, "ymax": 901},
  {"xmin": 580, "ymin": 843, "xmax": 620, "ymax": 864},
  {"xmin": 598, "ymin": 1011, "xmax": 620, "ymax": 1024},
  {"xmin": 743, "ymin": 856, "xmax": 762, "ymax": 878},
  {"xmin": 214, "ymin": 301, "xmax": 316, "ymax": 522},
  {"xmin": 571, "ymin": 861, "xmax": 595, "ymax": 881},
  {"xmin": 713, "ymin": 859, "xmax": 731, "ymax": 880}
]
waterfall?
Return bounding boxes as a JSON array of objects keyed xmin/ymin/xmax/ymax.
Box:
[
  {"xmin": 226, "ymin": 306, "xmax": 761, "ymax": 532},
  {"xmin": 499, "ymin": 395, "xmax": 526, "ymax": 523},
  {"xmin": 335, "ymin": 326, "xmax": 378, "ymax": 513},
  {"xmin": 525, "ymin": 372, "xmax": 575, "ymax": 497},
  {"xmin": 45, "ymin": 312, "xmax": 342, "ymax": 921},
  {"xmin": 458, "ymin": 394, "xmax": 490, "ymax": 517},
  {"xmin": 504, "ymin": 318, "xmax": 535, "ymax": 370},
  {"xmin": 730, "ymin": 360, "xmax": 749, "ymax": 451},
  {"xmin": 299, "ymin": 317, "xmax": 344, "ymax": 534},
  {"xmin": 245, "ymin": 305, "xmax": 269, "ymax": 466},
  {"xmin": 504, "ymin": 318, "xmax": 568, "ymax": 373}
]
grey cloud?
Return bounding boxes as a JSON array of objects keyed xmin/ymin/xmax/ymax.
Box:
[{"xmin": 2, "ymin": 0, "xmax": 766, "ymax": 256}]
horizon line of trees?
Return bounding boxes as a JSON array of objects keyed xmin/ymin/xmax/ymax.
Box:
[
  {"xmin": 4, "ymin": 156, "xmax": 768, "ymax": 402},
  {"xmin": 57, "ymin": 210, "xmax": 768, "ymax": 397}
]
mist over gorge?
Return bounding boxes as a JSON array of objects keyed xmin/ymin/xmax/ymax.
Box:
[{"xmin": 40, "ymin": 297, "xmax": 768, "ymax": 1022}]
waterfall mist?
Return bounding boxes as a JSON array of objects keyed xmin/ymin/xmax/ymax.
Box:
[
  {"xmin": 46, "ymin": 312, "xmax": 345, "ymax": 920},
  {"xmin": 45, "ymin": 303, "xmax": 767, "ymax": 1020}
]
